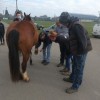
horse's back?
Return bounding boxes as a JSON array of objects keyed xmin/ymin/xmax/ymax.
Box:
[
  {"xmin": 6, "ymin": 21, "xmax": 38, "ymax": 50},
  {"xmin": 17, "ymin": 21, "xmax": 38, "ymax": 46}
]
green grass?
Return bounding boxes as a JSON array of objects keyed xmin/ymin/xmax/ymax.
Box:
[
  {"xmin": 3, "ymin": 19, "xmax": 95, "ymax": 36},
  {"xmin": 3, "ymin": 19, "xmax": 12, "ymax": 24},
  {"xmin": 35, "ymin": 21, "xmax": 95, "ymax": 36},
  {"xmin": 81, "ymin": 22, "xmax": 95, "ymax": 36},
  {"xmin": 35, "ymin": 21, "xmax": 55, "ymax": 28}
]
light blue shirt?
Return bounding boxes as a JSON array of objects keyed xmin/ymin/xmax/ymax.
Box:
[{"xmin": 55, "ymin": 24, "xmax": 69, "ymax": 38}]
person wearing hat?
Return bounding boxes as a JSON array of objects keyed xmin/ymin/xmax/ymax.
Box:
[
  {"xmin": 58, "ymin": 12, "xmax": 92, "ymax": 93},
  {"xmin": 34, "ymin": 31, "xmax": 52, "ymax": 65}
]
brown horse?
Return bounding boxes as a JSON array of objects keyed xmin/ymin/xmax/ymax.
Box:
[{"xmin": 6, "ymin": 13, "xmax": 38, "ymax": 82}]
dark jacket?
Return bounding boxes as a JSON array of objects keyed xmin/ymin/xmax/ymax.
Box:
[
  {"xmin": 55, "ymin": 35, "xmax": 70, "ymax": 54},
  {"xmin": 13, "ymin": 18, "xmax": 21, "ymax": 21},
  {"xmin": 35, "ymin": 32, "xmax": 52, "ymax": 49},
  {"xmin": 69, "ymin": 22, "xmax": 92, "ymax": 55},
  {"xmin": 0, "ymin": 22, "xmax": 5, "ymax": 36}
]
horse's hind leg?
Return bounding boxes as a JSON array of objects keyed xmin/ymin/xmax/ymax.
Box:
[
  {"xmin": 30, "ymin": 51, "xmax": 32, "ymax": 65},
  {"xmin": 21, "ymin": 52, "xmax": 30, "ymax": 82}
]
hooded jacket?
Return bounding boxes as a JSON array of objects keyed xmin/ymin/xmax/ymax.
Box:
[{"xmin": 68, "ymin": 17, "xmax": 92, "ymax": 55}]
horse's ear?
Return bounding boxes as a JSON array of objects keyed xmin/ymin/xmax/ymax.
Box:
[{"xmin": 24, "ymin": 12, "xmax": 26, "ymax": 16}]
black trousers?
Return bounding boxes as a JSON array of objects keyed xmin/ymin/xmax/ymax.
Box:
[{"xmin": 59, "ymin": 45, "xmax": 66, "ymax": 64}]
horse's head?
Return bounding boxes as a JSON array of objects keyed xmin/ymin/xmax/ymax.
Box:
[{"xmin": 23, "ymin": 12, "xmax": 32, "ymax": 21}]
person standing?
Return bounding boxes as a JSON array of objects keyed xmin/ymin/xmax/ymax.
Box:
[
  {"xmin": 59, "ymin": 12, "xmax": 92, "ymax": 93},
  {"xmin": 0, "ymin": 19, "xmax": 5, "ymax": 45},
  {"xmin": 35, "ymin": 31, "xmax": 52, "ymax": 65},
  {"xmin": 55, "ymin": 21, "xmax": 69, "ymax": 67}
]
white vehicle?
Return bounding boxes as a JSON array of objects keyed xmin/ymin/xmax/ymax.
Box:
[{"xmin": 92, "ymin": 24, "xmax": 100, "ymax": 37}]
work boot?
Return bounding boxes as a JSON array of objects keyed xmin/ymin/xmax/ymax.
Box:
[
  {"xmin": 59, "ymin": 68, "xmax": 69, "ymax": 72},
  {"xmin": 43, "ymin": 61, "xmax": 49, "ymax": 65},
  {"xmin": 63, "ymin": 77, "xmax": 73, "ymax": 83},
  {"xmin": 61, "ymin": 71, "xmax": 71, "ymax": 76},
  {"xmin": 41, "ymin": 60, "xmax": 46, "ymax": 64},
  {"xmin": 65, "ymin": 87, "xmax": 78, "ymax": 94},
  {"xmin": 57, "ymin": 63, "xmax": 64, "ymax": 67}
]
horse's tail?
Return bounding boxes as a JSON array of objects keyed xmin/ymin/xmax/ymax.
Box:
[{"xmin": 7, "ymin": 30, "xmax": 20, "ymax": 82}]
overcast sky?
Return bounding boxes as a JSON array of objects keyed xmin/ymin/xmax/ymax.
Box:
[{"xmin": 0, "ymin": 0, "xmax": 100, "ymax": 17}]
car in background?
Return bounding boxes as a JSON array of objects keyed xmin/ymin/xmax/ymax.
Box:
[
  {"xmin": 34, "ymin": 23, "xmax": 44, "ymax": 30},
  {"xmin": 92, "ymin": 23, "xmax": 100, "ymax": 38}
]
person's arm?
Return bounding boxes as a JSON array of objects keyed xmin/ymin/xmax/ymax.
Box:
[
  {"xmin": 34, "ymin": 37, "xmax": 41, "ymax": 54},
  {"xmin": 73, "ymin": 24, "xmax": 87, "ymax": 50},
  {"xmin": 35, "ymin": 37, "xmax": 41, "ymax": 49},
  {"xmin": 42, "ymin": 35, "xmax": 52, "ymax": 49}
]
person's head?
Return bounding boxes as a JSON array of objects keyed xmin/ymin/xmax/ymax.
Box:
[
  {"xmin": 16, "ymin": 11, "xmax": 21, "ymax": 19},
  {"xmin": 59, "ymin": 12, "xmax": 70, "ymax": 27},
  {"xmin": 56, "ymin": 21, "xmax": 61, "ymax": 27},
  {"xmin": 49, "ymin": 30, "xmax": 58, "ymax": 41}
]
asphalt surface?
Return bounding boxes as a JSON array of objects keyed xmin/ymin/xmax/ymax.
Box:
[{"xmin": 0, "ymin": 23, "xmax": 100, "ymax": 100}]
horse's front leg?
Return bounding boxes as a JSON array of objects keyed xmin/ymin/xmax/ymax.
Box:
[{"xmin": 21, "ymin": 53, "xmax": 30, "ymax": 82}]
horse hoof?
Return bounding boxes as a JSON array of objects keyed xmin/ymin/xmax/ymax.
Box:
[{"xmin": 23, "ymin": 78, "xmax": 30, "ymax": 82}]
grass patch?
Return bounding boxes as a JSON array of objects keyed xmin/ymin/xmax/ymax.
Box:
[
  {"xmin": 3, "ymin": 19, "xmax": 95, "ymax": 36},
  {"xmin": 81, "ymin": 22, "xmax": 95, "ymax": 36}
]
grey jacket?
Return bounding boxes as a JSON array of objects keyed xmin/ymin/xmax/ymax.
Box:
[{"xmin": 55, "ymin": 24, "xmax": 69, "ymax": 38}]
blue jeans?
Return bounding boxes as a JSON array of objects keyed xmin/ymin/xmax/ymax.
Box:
[
  {"xmin": 69, "ymin": 53, "xmax": 87, "ymax": 89},
  {"xmin": 65, "ymin": 54, "xmax": 73, "ymax": 71},
  {"xmin": 43, "ymin": 43, "xmax": 52, "ymax": 62}
]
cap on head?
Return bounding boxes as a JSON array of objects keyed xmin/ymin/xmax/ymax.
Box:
[
  {"xmin": 59, "ymin": 12, "xmax": 70, "ymax": 26},
  {"xmin": 69, "ymin": 16, "xmax": 79, "ymax": 23}
]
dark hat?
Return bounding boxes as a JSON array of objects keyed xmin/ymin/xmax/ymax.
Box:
[
  {"xmin": 69, "ymin": 16, "xmax": 79, "ymax": 23},
  {"xmin": 59, "ymin": 12, "xmax": 70, "ymax": 26}
]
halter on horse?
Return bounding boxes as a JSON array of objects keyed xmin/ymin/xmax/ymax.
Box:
[{"xmin": 6, "ymin": 13, "xmax": 38, "ymax": 82}]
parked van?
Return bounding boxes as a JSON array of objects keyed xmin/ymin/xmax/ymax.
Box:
[{"xmin": 92, "ymin": 24, "xmax": 100, "ymax": 37}]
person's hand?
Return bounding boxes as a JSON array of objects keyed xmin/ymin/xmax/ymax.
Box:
[
  {"xmin": 40, "ymin": 48, "xmax": 43, "ymax": 52},
  {"xmin": 34, "ymin": 48, "xmax": 38, "ymax": 55}
]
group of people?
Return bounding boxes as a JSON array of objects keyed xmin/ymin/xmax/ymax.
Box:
[
  {"xmin": 34, "ymin": 11, "xmax": 92, "ymax": 94},
  {"xmin": 1, "ymin": 11, "xmax": 92, "ymax": 93}
]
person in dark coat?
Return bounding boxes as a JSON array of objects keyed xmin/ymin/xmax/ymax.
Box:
[
  {"xmin": 34, "ymin": 31, "xmax": 52, "ymax": 65},
  {"xmin": 59, "ymin": 12, "xmax": 92, "ymax": 93},
  {"xmin": 49, "ymin": 30, "xmax": 72, "ymax": 75},
  {"xmin": 0, "ymin": 19, "xmax": 5, "ymax": 45}
]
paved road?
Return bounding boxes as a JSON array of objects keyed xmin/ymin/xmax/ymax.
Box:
[{"xmin": 0, "ymin": 23, "xmax": 100, "ymax": 100}]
